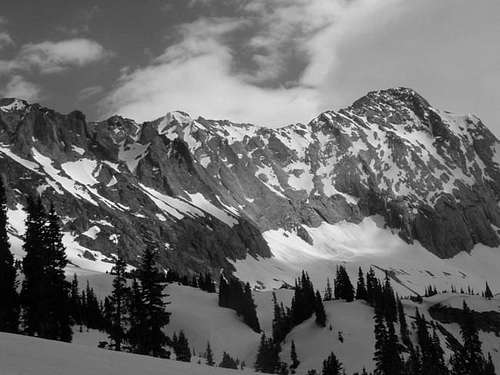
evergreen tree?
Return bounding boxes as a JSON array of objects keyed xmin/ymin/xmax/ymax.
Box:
[
  {"xmin": 0, "ymin": 178, "xmax": 19, "ymax": 333},
  {"xmin": 255, "ymin": 333, "xmax": 280, "ymax": 373},
  {"xmin": 384, "ymin": 320, "xmax": 403, "ymax": 375},
  {"xmin": 356, "ymin": 267, "xmax": 367, "ymax": 301},
  {"xmin": 44, "ymin": 204, "xmax": 72, "ymax": 342},
  {"xmin": 324, "ymin": 278, "xmax": 333, "ymax": 301},
  {"xmin": 242, "ymin": 282, "xmax": 261, "ymax": 332},
  {"xmin": 272, "ymin": 292, "xmax": 291, "ymax": 343},
  {"xmin": 69, "ymin": 274, "xmax": 82, "ymax": 326},
  {"xmin": 415, "ymin": 309, "xmax": 447, "ymax": 375},
  {"xmin": 82, "ymin": 281, "xmax": 105, "ymax": 330},
  {"xmin": 366, "ymin": 267, "xmax": 378, "ymax": 305},
  {"xmin": 381, "ymin": 273, "xmax": 397, "ymax": 323},
  {"xmin": 219, "ymin": 274, "xmax": 260, "ymax": 333},
  {"xmin": 484, "ymin": 282, "xmax": 493, "ymax": 300},
  {"xmin": 334, "ymin": 265, "xmax": 354, "ymax": 302},
  {"xmin": 397, "ymin": 298, "xmax": 410, "ymax": 348},
  {"xmin": 127, "ymin": 278, "xmax": 147, "ymax": 353},
  {"xmin": 21, "ymin": 197, "xmax": 47, "ymax": 336},
  {"xmin": 205, "ymin": 341, "xmax": 215, "ymax": 366},
  {"xmin": 290, "ymin": 340, "xmax": 300, "ymax": 373},
  {"xmin": 404, "ymin": 348, "xmax": 422, "ymax": 375},
  {"xmin": 314, "ymin": 290, "xmax": 327, "ymax": 327},
  {"xmin": 373, "ymin": 307, "xmax": 387, "ymax": 375},
  {"xmin": 135, "ymin": 246, "xmax": 170, "ymax": 357},
  {"xmin": 218, "ymin": 273, "xmax": 229, "ymax": 308},
  {"xmin": 278, "ymin": 362, "xmax": 290, "ymax": 375},
  {"xmin": 291, "ymin": 271, "xmax": 317, "ymax": 325},
  {"xmin": 107, "ymin": 254, "xmax": 129, "ymax": 351},
  {"xmin": 21, "ymin": 200, "xmax": 71, "ymax": 341},
  {"xmin": 483, "ymin": 353, "xmax": 496, "ymax": 375},
  {"xmin": 450, "ymin": 302, "xmax": 488, "ymax": 375},
  {"xmin": 173, "ymin": 330, "xmax": 191, "ymax": 362},
  {"xmin": 199, "ymin": 272, "xmax": 216, "ymax": 293},
  {"xmin": 219, "ymin": 352, "xmax": 238, "ymax": 369},
  {"xmin": 322, "ymin": 352, "xmax": 343, "ymax": 375}
]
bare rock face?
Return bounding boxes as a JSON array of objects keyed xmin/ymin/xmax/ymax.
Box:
[{"xmin": 0, "ymin": 88, "xmax": 499, "ymax": 276}]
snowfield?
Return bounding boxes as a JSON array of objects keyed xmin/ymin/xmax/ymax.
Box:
[
  {"xmin": 231, "ymin": 216, "xmax": 500, "ymax": 297},
  {"xmin": 0, "ymin": 332, "xmax": 260, "ymax": 375}
]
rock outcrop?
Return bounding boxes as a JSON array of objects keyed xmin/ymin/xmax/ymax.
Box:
[{"xmin": 0, "ymin": 88, "xmax": 499, "ymax": 275}]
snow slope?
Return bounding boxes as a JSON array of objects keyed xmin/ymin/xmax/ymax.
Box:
[
  {"xmin": 0, "ymin": 333, "xmax": 260, "ymax": 375},
  {"xmin": 231, "ymin": 216, "xmax": 500, "ymax": 296}
]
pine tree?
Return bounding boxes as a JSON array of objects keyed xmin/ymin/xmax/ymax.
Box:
[
  {"xmin": 483, "ymin": 353, "xmax": 496, "ymax": 375},
  {"xmin": 415, "ymin": 309, "xmax": 447, "ymax": 375},
  {"xmin": 356, "ymin": 267, "xmax": 367, "ymax": 301},
  {"xmin": 21, "ymin": 197, "xmax": 47, "ymax": 336},
  {"xmin": 173, "ymin": 330, "xmax": 191, "ymax": 362},
  {"xmin": 255, "ymin": 333, "xmax": 269, "ymax": 373},
  {"xmin": 382, "ymin": 272, "xmax": 397, "ymax": 323},
  {"xmin": 255, "ymin": 333, "xmax": 280, "ymax": 373},
  {"xmin": 242, "ymin": 282, "xmax": 261, "ymax": 332},
  {"xmin": 272, "ymin": 292, "xmax": 290, "ymax": 343},
  {"xmin": 21, "ymin": 200, "xmax": 71, "ymax": 341},
  {"xmin": 135, "ymin": 246, "xmax": 170, "ymax": 357},
  {"xmin": 450, "ymin": 301, "xmax": 487, "ymax": 375},
  {"xmin": 219, "ymin": 275, "xmax": 260, "ymax": 333},
  {"xmin": 205, "ymin": 341, "xmax": 215, "ymax": 366},
  {"xmin": 373, "ymin": 307, "xmax": 387, "ymax": 375},
  {"xmin": 127, "ymin": 278, "xmax": 147, "ymax": 353},
  {"xmin": 314, "ymin": 290, "xmax": 327, "ymax": 327},
  {"xmin": 290, "ymin": 340, "xmax": 300, "ymax": 373},
  {"xmin": 44, "ymin": 204, "xmax": 72, "ymax": 342},
  {"xmin": 334, "ymin": 265, "xmax": 354, "ymax": 302},
  {"xmin": 324, "ymin": 278, "xmax": 333, "ymax": 301},
  {"xmin": 199, "ymin": 272, "xmax": 216, "ymax": 293},
  {"xmin": 82, "ymin": 281, "xmax": 104, "ymax": 330},
  {"xmin": 484, "ymin": 282, "xmax": 493, "ymax": 300},
  {"xmin": 107, "ymin": 254, "xmax": 129, "ymax": 351},
  {"xmin": 278, "ymin": 362, "xmax": 290, "ymax": 375},
  {"xmin": 69, "ymin": 274, "xmax": 82, "ymax": 326},
  {"xmin": 366, "ymin": 267, "xmax": 378, "ymax": 305},
  {"xmin": 404, "ymin": 347, "xmax": 422, "ymax": 375},
  {"xmin": 218, "ymin": 273, "xmax": 229, "ymax": 308},
  {"xmin": 397, "ymin": 298, "xmax": 410, "ymax": 348},
  {"xmin": 0, "ymin": 178, "xmax": 19, "ymax": 333},
  {"xmin": 219, "ymin": 352, "xmax": 238, "ymax": 369},
  {"xmin": 322, "ymin": 352, "xmax": 343, "ymax": 375},
  {"xmin": 384, "ymin": 320, "xmax": 403, "ymax": 375}
]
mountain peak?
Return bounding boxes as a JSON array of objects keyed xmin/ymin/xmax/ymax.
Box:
[{"xmin": 0, "ymin": 98, "xmax": 29, "ymax": 112}]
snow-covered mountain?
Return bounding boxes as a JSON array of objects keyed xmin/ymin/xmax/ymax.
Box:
[{"xmin": 1, "ymin": 88, "xmax": 500, "ymax": 294}]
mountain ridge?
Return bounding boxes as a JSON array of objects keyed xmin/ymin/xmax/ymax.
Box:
[{"xmin": 0, "ymin": 87, "xmax": 499, "ymax": 284}]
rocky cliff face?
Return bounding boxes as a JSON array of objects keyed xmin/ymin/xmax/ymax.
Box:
[{"xmin": 0, "ymin": 88, "xmax": 499, "ymax": 275}]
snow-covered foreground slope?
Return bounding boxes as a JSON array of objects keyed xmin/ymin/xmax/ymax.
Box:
[
  {"xmin": 231, "ymin": 216, "xmax": 500, "ymax": 296},
  {"xmin": 0, "ymin": 332, "xmax": 260, "ymax": 375},
  {"xmin": 68, "ymin": 274, "xmax": 500, "ymax": 373}
]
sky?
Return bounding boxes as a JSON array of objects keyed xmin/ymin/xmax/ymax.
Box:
[{"xmin": 0, "ymin": 0, "xmax": 499, "ymax": 136}]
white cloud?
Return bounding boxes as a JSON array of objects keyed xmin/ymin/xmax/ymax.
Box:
[
  {"xmin": 104, "ymin": 0, "xmax": 405, "ymax": 126},
  {"xmin": 0, "ymin": 32, "xmax": 14, "ymax": 50},
  {"xmin": 78, "ymin": 85, "xmax": 104, "ymax": 101},
  {"xmin": 105, "ymin": 17, "xmax": 318, "ymax": 126},
  {"xmin": 1, "ymin": 75, "xmax": 41, "ymax": 101},
  {"xmin": 15, "ymin": 38, "xmax": 110, "ymax": 74}
]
